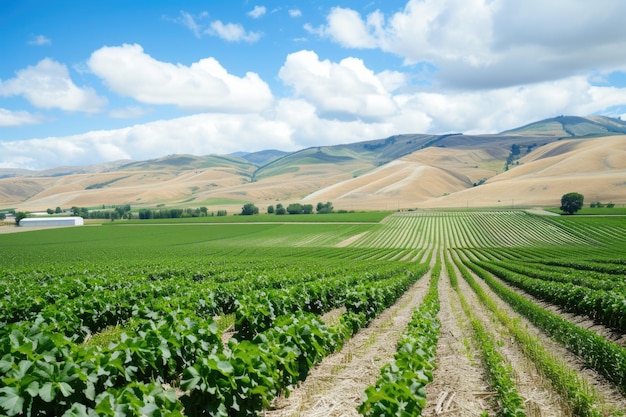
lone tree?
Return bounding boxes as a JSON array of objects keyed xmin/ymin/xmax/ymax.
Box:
[{"xmin": 560, "ymin": 192, "xmax": 584, "ymax": 215}]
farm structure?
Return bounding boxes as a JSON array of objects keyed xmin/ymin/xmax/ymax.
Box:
[{"xmin": 18, "ymin": 216, "xmax": 84, "ymax": 227}]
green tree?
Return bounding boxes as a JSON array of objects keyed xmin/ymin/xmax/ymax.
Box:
[
  {"xmin": 275, "ymin": 203, "xmax": 286, "ymax": 215},
  {"xmin": 0, "ymin": 212, "xmax": 5, "ymax": 221},
  {"xmin": 46, "ymin": 208, "xmax": 54, "ymax": 215},
  {"xmin": 55, "ymin": 206, "xmax": 62, "ymax": 214},
  {"xmin": 241, "ymin": 203, "xmax": 259, "ymax": 215},
  {"xmin": 286, "ymin": 203, "xmax": 303, "ymax": 214},
  {"xmin": 302, "ymin": 204, "xmax": 314, "ymax": 214},
  {"xmin": 560, "ymin": 192, "xmax": 584, "ymax": 215},
  {"xmin": 316, "ymin": 201, "xmax": 333, "ymax": 214},
  {"xmin": 15, "ymin": 212, "xmax": 28, "ymax": 225},
  {"xmin": 267, "ymin": 205, "xmax": 274, "ymax": 214}
]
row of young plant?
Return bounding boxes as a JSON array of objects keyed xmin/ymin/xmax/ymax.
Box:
[
  {"xmin": 0, "ymin": 257, "xmax": 429, "ymax": 416},
  {"xmin": 461, "ymin": 256, "xmax": 626, "ymax": 396},
  {"xmin": 473, "ymin": 258, "xmax": 625, "ymax": 292},
  {"xmin": 233, "ymin": 263, "xmax": 428, "ymax": 339},
  {"xmin": 470, "ymin": 260, "xmax": 626, "ymax": 332},
  {"xmin": 1, "ymin": 257, "xmax": 406, "ymax": 341},
  {"xmin": 0, "ymin": 260, "xmax": 429, "ymax": 417},
  {"xmin": 446, "ymin": 255, "xmax": 526, "ymax": 417},
  {"xmin": 358, "ymin": 254, "xmax": 441, "ymax": 416},
  {"xmin": 349, "ymin": 210, "xmax": 591, "ymax": 250},
  {"xmin": 451, "ymin": 253, "xmax": 615, "ymax": 417}
]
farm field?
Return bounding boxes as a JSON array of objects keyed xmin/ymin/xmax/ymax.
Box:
[{"xmin": 1, "ymin": 210, "xmax": 625, "ymax": 416}]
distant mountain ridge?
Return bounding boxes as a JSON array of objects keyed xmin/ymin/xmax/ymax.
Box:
[
  {"xmin": 1, "ymin": 115, "xmax": 625, "ymax": 211},
  {"xmin": 502, "ymin": 115, "xmax": 626, "ymax": 137}
]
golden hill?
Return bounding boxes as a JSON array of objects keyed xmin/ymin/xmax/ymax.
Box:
[{"xmin": 1, "ymin": 116, "xmax": 625, "ymax": 212}]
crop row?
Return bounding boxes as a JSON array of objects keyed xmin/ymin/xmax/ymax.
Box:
[
  {"xmin": 359, "ymin": 254, "xmax": 441, "ymax": 416},
  {"xmin": 451, "ymin": 253, "xmax": 611, "ymax": 416},
  {"xmin": 1, "ymin": 257, "xmax": 410, "ymax": 341},
  {"xmin": 0, "ymin": 261, "xmax": 429, "ymax": 417},
  {"xmin": 472, "ymin": 260, "xmax": 626, "ymax": 332},
  {"xmin": 475, "ymin": 258, "xmax": 626, "ymax": 292},
  {"xmin": 349, "ymin": 210, "xmax": 592, "ymax": 250},
  {"xmin": 446, "ymin": 255, "xmax": 525, "ymax": 416},
  {"xmin": 462, "ymin": 257, "xmax": 626, "ymax": 395}
]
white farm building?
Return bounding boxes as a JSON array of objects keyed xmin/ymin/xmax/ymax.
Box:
[{"xmin": 19, "ymin": 217, "xmax": 84, "ymax": 227}]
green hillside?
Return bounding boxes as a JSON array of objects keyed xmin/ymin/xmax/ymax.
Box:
[
  {"xmin": 502, "ymin": 115, "xmax": 626, "ymax": 137},
  {"xmin": 119, "ymin": 154, "xmax": 256, "ymax": 176}
]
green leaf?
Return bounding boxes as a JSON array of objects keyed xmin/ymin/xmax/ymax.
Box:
[
  {"xmin": 0, "ymin": 386, "xmax": 25, "ymax": 416},
  {"xmin": 58, "ymin": 382, "xmax": 75, "ymax": 397},
  {"xmin": 39, "ymin": 381, "xmax": 55, "ymax": 402},
  {"xmin": 217, "ymin": 360, "xmax": 233, "ymax": 375},
  {"xmin": 25, "ymin": 381, "xmax": 40, "ymax": 397},
  {"xmin": 0, "ymin": 354, "xmax": 14, "ymax": 373}
]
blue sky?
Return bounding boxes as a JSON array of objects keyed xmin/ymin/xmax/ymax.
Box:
[{"xmin": 1, "ymin": 0, "xmax": 626, "ymax": 170}]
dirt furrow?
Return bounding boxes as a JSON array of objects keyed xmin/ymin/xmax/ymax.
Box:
[
  {"xmin": 450, "ymin": 253, "xmax": 567, "ymax": 417},
  {"xmin": 264, "ymin": 269, "xmax": 432, "ymax": 417},
  {"xmin": 423, "ymin": 254, "xmax": 496, "ymax": 416},
  {"xmin": 458, "ymin": 253, "xmax": 626, "ymax": 414}
]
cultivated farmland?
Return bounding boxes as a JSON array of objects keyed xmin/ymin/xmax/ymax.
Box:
[{"xmin": 0, "ymin": 210, "xmax": 625, "ymax": 416}]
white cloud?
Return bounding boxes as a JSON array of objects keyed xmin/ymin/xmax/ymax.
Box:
[
  {"xmin": 27, "ymin": 35, "xmax": 51, "ymax": 46},
  {"xmin": 2, "ymin": 72, "xmax": 626, "ymax": 170},
  {"xmin": 207, "ymin": 21, "xmax": 262, "ymax": 42},
  {"xmin": 289, "ymin": 9, "xmax": 302, "ymax": 18},
  {"xmin": 306, "ymin": 7, "xmax": 377, "ymax": 48},
  {"xmin": 248, "ymin": 6, "xmax": 266, "ymax": 19},
  {"xmin": 279, "ymin": 50, "xmax": 400, "ymax": 120},
  {"xmin": 0, "ymin": 112, "xmax": 295, "ymax": 170},
  {"xmin": 315, "ymin": 0, "xmax": 626, "ymax": 89},
  {"xmin": 0, "ymin": 58, "xmax": 107, "ymax": 112},
  {"xmin": 88, "ymin": 44, "xmax": 272, "ymax": 112},
  {"xmin": 0, "ymin": 108, "xmax": 43, "ymax": 127}
]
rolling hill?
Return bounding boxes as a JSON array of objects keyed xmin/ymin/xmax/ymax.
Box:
[{"xmin": 1, "ymin": 115, "xmax": 625, "ymax": 212}]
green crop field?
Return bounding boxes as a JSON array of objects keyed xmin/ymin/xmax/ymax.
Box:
[{"xmin": 1, "ymin": 209, "xmax": 625, "ymax": 416}]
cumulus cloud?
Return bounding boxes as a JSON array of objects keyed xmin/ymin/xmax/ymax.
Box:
[
  {"xmin": 289, "ymin": 9, "xmax": 302, "ymax": 18},
  {"xmin": 88, "ymin": 44, "xmax": 273, "ymax": 112},
  {"xmin": 207, "ymin": 21, "xmax": 262, "ymax": 42},
  {"xmin": 0, "ymin": 108, "xmax": 43, "ymax": 127},
  {"xmin": 27, "ymin": 35, "xmax": 51, "ymax": 46},
  {"xmin": 0, "ymin": 112, "xmax": 294, "ymax": 169},
  {"xmin": 0, "ymin": 58, "xmax": 107, "ymax": 112},
  {"xmin": 279, "ymin": 50, "xmax": 401, "ymax": 120},
  {"xmin": 248, "ymin": 6, "xmax": 266, "ymax": 19},
  {"xmin": 306, "ymin": 7, "xmax": 378, "ymax": 49},
  {"xmin": 2, "ymin": 72, "xmax": 625, "ymax": 170},
  {"xmin": 314, "ymin": 0, "xmax": 626, "ymax": 89}
]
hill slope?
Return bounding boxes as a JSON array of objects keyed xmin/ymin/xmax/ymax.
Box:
[{"xmin": 1, "ymin": 115, "xmax": 624, "ymax": 211}]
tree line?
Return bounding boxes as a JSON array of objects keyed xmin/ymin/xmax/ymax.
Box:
[{"xmin": 241, "ymin": 201, "xmax": 333, "ymax": 215}]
